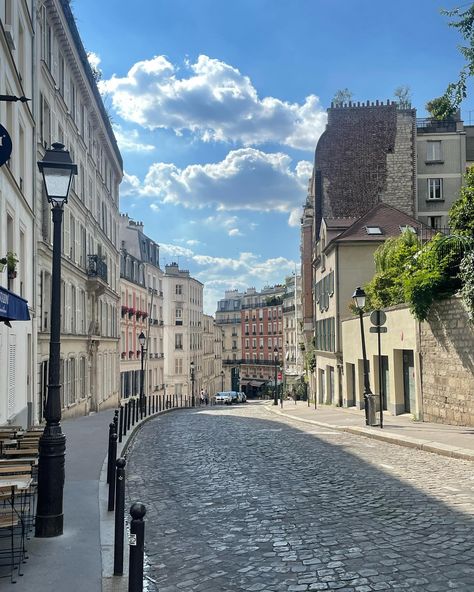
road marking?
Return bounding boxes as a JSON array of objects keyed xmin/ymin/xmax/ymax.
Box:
[
  {"xmin": 443, "ymin": 486, "xmax": 460, "ymax": 492},
  {"xmin": 380, "ymin": 464, "xmax": 395, "ymax": 470}
]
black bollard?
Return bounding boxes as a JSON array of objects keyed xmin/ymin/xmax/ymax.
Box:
[
  {"xmin": 131, "ymin": 399, "xmax": 136, "ymax": 426},
  {"xmin": 107, "ymin": 422, "xmax": 115, "ymax": 485},
  {"xmin": 180, "ymin": 393, "xmax": 183, "ymax": 408},
  {"xmin": 135, "ymin": 397, "xmax": 139, "ymax": 423},
  {"xmin": 140, "ymin": 396, "xmax": 144, "ymax": 420},
  {"xmin": 123, "ymin": 402, "xmax": 128, "ymax": 437},
  {"xmin": 128, "ymin": 502, "xmax": 146, "ymax": 592},
  {"xmin": 119, "ymin": 405, "xmax": 124, "ymax": 443},
  {"xmin": 113, "ymin": 457, "xmax": 126, "ymax": 575},
  {"xmin": 108, "ymin": 431, "xmax": 118, "ymax": 511},
  {"xmin": 114, "ymin": 409, "xmax": 119, "ymax": 434},
  {"xmin": 127, "ymin": 399, "xmax": 132, "ymax": 431}
]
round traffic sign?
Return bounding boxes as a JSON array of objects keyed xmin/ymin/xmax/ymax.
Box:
[{"xmin": 370, "ymin": 309, "xmax": 387, "ymax": 326}]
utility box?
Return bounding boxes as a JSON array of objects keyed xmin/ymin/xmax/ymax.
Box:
[{"xmin": 366, "ymin": 393, "xmax": 379, "ymax": 426}]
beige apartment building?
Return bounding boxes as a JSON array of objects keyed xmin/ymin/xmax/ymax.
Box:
[
  {"xmin": 163, "ymin": 263, "xmax": 203, "ymax": 402},
  {"xmin": 202, "ymin": 314, "xmax": 223, "ymax": 397},
  {"xmin": 282, "ymin": 274, "xmax": 304, "ymax": 395},
  {"xmin": 35, "ymin": 0, "xmax": 123, "ymax": 419},
  {"xmin": 215, "ymin": 289, "xmax": 244, "ymax": 392}
]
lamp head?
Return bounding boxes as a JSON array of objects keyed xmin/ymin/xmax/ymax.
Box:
[
  {"xmin": 352, "ymin": 286, "xmax": 366, "ymax": 310},
  {"xmin": 138, "ymin": 331, "xmax": 146, "ymax": 347},
  {"xmin": 38, "ymin": 143, "xmax": 77, "ymax": 208}
]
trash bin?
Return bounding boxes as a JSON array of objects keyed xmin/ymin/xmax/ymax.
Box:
[{"xmin": 366, "ymin": 393, "xmax": 379, "ymax": 426}]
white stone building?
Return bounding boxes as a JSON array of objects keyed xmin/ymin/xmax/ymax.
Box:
[
  {"xmin": 0, "ymin": 0, "xmax": 36, "ymax": 426},
  {"xmin": 35, "ymin": 0, "xmax": 123, "ymax": 419},
  {"xmin": 163, "ymin": 263, "xmax": 203, "ymax": 403}
]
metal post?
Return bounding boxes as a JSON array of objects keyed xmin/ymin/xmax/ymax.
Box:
[
  {"xmin": 35, "ymin": 206, "xmax": 66, "ymax": 538},
  {"xmin": 359, "ymin": 310, "xmax": 372, "ymax": 426},
  {"xmin": 128, "ymin": 503, "xmax": 146, "ymax": 592},
  {"xmin": 108, "ymin": 431, "xmax": 118, "ymax": 512},
  {"xmin": 123, "ymin": 403, "xmax": 128, "ymax": 437},
  {"xmin": 114, "ymin": 409, "xmax": 119, "ymax": 432},
  {"xmin": 273, "ymin": 358, "xmax": 278, "ymax": 406},
  {"xmin": 107, "ymin": 422, "xmax": 115, "ymax": 485},
  {"xmin": 378, "ymin": 327, "xmax": 384, "ymax": 429},
  {"xmin": 113, "ymin": 458, "xmax": 126, "ymax": 575},
  {"xmin": 127, "ymin": 399, "xmax": 132, "ymax": 431},
  {"xmin": 139, "ymin": 345, "xmax": 145, "ymax": 419},
  {"xmin": 119, "ymin": 405, "xmax": 124, "ymax": 443}
]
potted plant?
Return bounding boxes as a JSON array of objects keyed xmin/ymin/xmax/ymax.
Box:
[{"xmin": 0, "ymin": 252, "xmax": 18, "ymax": 279}]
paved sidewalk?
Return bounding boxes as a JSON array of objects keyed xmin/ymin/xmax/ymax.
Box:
[{"xmin": 267, "ymin": 400, "xmax": 474, "ymax": 461}]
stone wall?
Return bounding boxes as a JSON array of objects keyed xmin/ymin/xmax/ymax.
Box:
[
  {"xmin": 421, "ymin": 296, "xmax": 474, "ymax": 426},
  {"xmin": 313, "ymin": 101, "xmax": 416, "ymax": 238}
]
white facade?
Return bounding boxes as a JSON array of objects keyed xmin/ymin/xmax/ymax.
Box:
[
  {"xmin": 163, "ymin": 263, "xmax": 203, "ymax": 401},
  {"xmin": 35, "ymin": 0, "xmax": 123, "ymax": 419},
  {"xmin": 0, "ymin": 0, "xmax": 35, "ymax": 426},
  {"xmin": 283, "ymin": 274, "xmax": 304, "ymax": 392}
]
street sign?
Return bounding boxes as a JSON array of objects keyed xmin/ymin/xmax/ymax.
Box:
[
  {"xmin": 277, "ymin": 372, "xmax": 282, "ymax": 380},
  {"xmin": 369, "ymin": 326, "xmax": 387, "ymax": 333},
  {"xmin": 370, "ymin": 309, "xmax": 386, "ymax": 327},
  {"xmin": 0, "ymin": 125, "xmax": 12, "ymax": 167}
]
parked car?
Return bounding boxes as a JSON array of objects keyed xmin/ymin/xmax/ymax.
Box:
[
  {"xmin": 215, "ymin": 392, "xmax": 232, "ymax": 405},
  {"xmin": 229, "ymin": 391, "xmax": 239, "ymax": 404}
]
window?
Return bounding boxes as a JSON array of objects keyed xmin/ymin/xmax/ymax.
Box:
[
  {"xmin": 428, "ymin": 216, "xmax": 442, "ymax": 230},
  {"xmin": 365, "ymin": 226, "xmax": 383, "ymax": 235},
  {"xmin": 426, "ymin": 141, "xmax": 442, "ymax": 162},
  {"xmin": 175, "ymin": 334, "xmax": 183, "ymax": 350},
  {"xmin": 175, "ymin": 358, "xmax": 183, "ymax": 374},
  {"xmin": 428, "ymin": 178, "xmax": 443, "ymax": 200},
  {"xmin": 176, "ymin": 284, "xmax": 182, "ymax": 295}
]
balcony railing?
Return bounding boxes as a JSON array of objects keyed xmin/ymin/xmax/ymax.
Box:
[
  {"xmin": 87, "ymin": 254, "xmax": 108, "ymax": 283},
  {"xmin": 416, "ymin": 118, "xmax": 457, "ymax": 133}
]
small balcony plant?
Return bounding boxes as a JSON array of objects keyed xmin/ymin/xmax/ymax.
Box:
[{"xmin": 0, "ymin": 252, "xmax": 18, "ymax": 279}]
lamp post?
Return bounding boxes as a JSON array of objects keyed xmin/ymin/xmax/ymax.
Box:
[
  {"xmin": 35, "ymin": 143, "xmax": 77, "ymax": 537},
  {"xmin": 220, "ymin": 369, "xmax": 224, "ymax": 391},
  {"xmin": 138, "ymin": 331, "xmax": 146, "ymax": 414},
  {"xmin": 190, "ymin": 361, "xmax": 195, "ymax": 406},
  {"xmin": 352, "ymin": 287, "xmax": 372, "ymax": 426},
  {"xmin": 273, "ymin": 346, "xmax": 279, "ymax": 406}
]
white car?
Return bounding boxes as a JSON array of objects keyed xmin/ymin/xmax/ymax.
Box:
[{"xmin": 215, "ymin": 391, "xmax": 232, "ymax": 404}]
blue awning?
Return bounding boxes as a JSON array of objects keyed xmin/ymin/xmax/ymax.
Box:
[{"xmin": 0, "ymin": 286, "xmax": 30, "ymax": 325}]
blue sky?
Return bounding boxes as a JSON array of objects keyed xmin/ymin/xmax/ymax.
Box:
[{"xmin": 72, "ymin": 0, "xmax": 472, "ymax": 314}]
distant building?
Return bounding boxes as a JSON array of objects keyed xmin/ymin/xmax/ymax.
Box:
[
  {"xmin": 240, "ymin": 285, "xmax": 285, "ymax": 398},
  {"xmin": 119, "ymin": 215, "xmax": 165, "ymax": 401},
  {"xmin": 282, "ymin": 274, "xmax": 304, "ymax": 395},
  {"xmin": 163, "ymin": 263, "xmax": 203, "ymax": 402},
  {"xmin": 215, "ymin": 289, "xmax": 244, "ymax": 392}
]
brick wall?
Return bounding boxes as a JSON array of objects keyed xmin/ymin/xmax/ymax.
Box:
[
  {"xmin": 421, "ymin": 296, "xmax": 474, "ymax": 426},
  {"xmin": 313, "ymin": 101, "xmax": 416, "ymax": 237}
]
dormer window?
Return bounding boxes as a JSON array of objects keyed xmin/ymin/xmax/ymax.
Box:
[{"xmin": 365, "ymin": 226, "xmax": 383, "ymax": 235}]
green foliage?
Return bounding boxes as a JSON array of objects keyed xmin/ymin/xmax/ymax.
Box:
[
  {"xmin": 459, "ymin": 251, "xmax": 474, "ymax": 321},
  {"xmin": 437, "ymin": 4, "xmax": 474, "ymax": 110},
  {"xmin": 363, "ymin": 231, "xmax": 461, "ymax": 321},
  {"xmin": 425, "ymin": 96, "xmax": 457, "ymax": 120},
  {"xmin": 332, "ymin": 88, "xmax": 353, "ymax": 106},
  {"xmin": 449, "ymin": 167, "xmax": 474, "ymax": 234},
  {"xmin": 394, "ymin": 85, "xmax": 411, "ymax": 109}
]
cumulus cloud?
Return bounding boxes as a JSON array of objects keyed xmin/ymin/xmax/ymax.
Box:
[
  {"xmin": 113, "ymin": 125, "xmax": 155, "ymax": 153},
  {"xmin": 87, "ymin": 51, "xmax": 101, "ymax": 70},
  {"xmin": 228, "ymin": 228, "xmax": 242, "ymax": 237},
  {"xmin": 122, "ymin": 148, "xmax": 312, "ymax": 213},
  {"xmin": 100, "ymin": 54, "xmax": 326, "ymax": 150}
]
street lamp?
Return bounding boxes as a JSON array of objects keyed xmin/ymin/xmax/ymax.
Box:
[
  {"xmin": 273, "ymin": 346, "xmax": 279, "ymax": 406},
  {"xmin": 138, "ymin": 331, "xmax": 146, "ymax": 416},
  {"xmin": 352, "ymin": 287, "xmax": 372, "ymax": 426},
  {"xmin": 220, "ymin": 369, "xmax": 224, "ymax": 391},
  {"xmin": 190, "ymin": 361, "xmax": 195, "ymax": 406},
  {"xmin": 35, "ymin": 143, "xmax": 77, "ymax": 538}
]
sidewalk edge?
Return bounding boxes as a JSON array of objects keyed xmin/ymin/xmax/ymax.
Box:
[{"xmin": 266, "ymin": 405, "xmax": 474, "ymax": 462}]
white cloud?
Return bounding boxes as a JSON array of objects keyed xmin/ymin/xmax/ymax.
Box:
[
  {"xmin": 288, "ymin": 208, "xmax": 302, "ymax": 227},
  {"xmin": 100, "ymin": 54, "xmax": 326, "ymax": 151},
  {"xmin": 159, "ymin": 243, "xmax": 194, "ymax": 258},
  {"xmin": 87, "ymin": 51, "xmax": 101, "ymax": 70},
  {"xmin": 113, "ymin": 125, "xmax": 155, "ymax": 153},
  {"xmin": 228, "ymin": 228, "xmax": 242, "ymax": 237},
  {"xmin": 150, "ymin": 203, "xmax": 160, "ymax": 212},
  {"xmin": 123, "ymin": 148, "xmax": 312, "ymax": 213}
]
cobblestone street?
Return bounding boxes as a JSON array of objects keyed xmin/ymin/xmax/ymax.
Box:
[{"xmin": 125, "ymin": 402, "xmax": 474, "ymax": 591}]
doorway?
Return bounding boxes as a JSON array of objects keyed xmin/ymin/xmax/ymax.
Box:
[{"xmin": 402, "ymin": 350, "xmax": 415, "ymax": 413}]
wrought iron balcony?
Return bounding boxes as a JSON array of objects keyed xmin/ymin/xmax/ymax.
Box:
[{"xmin": 87, "ymin": 254, "xmax": 108, "ymax": 283}]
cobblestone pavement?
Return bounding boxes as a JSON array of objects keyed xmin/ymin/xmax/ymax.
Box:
[{"xmin": 125, "ymin": 402, "xmax": 474, "ymax": 591}]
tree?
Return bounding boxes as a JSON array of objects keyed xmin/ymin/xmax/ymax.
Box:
[
  {"xmin": 394, "ymin": 85, "xmax": 412, "ymax": 109},
  {"xmin": 426, "ymin": 96, "xmax": 457, "ymax": 120},
  {"xmin": 435, "ymin": 4, "xmax": 474, "ymax": 114},
  {"xmin": 332, "ymin": 88, "xmax": 353, "ymax": 106}
]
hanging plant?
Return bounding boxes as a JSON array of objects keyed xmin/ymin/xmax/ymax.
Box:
[{"xmin": 1, "ymin": 252, "xmax": 18, "ymax": 279}]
